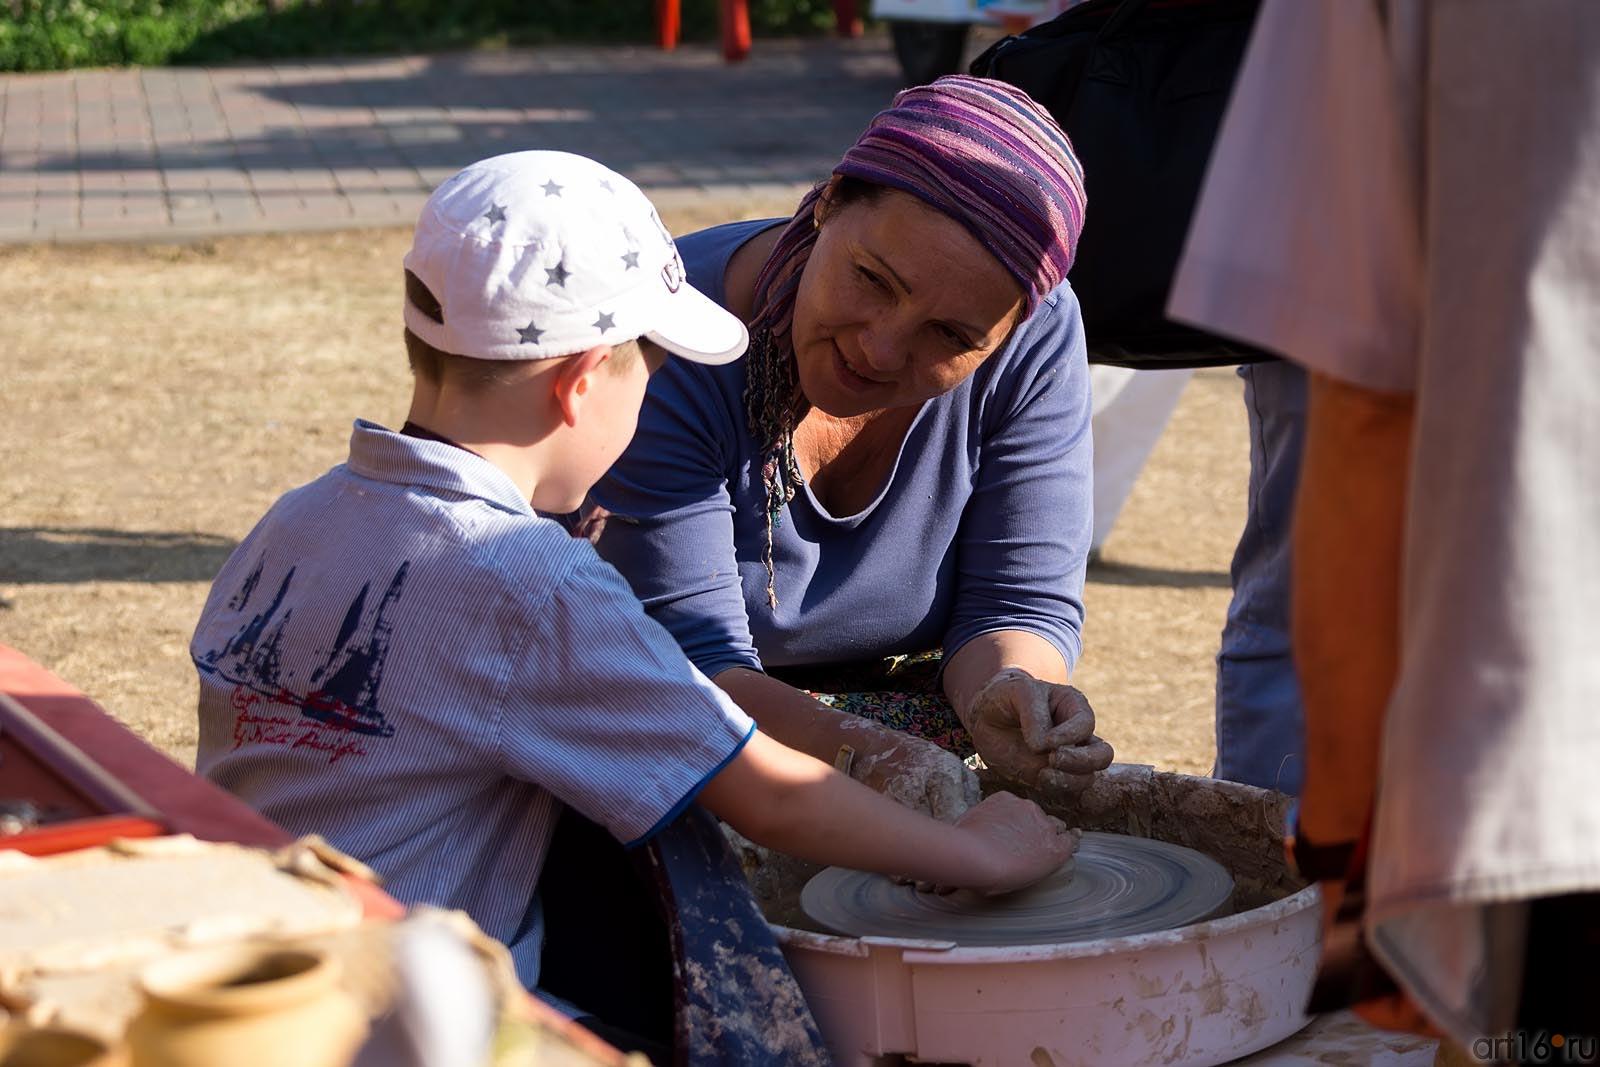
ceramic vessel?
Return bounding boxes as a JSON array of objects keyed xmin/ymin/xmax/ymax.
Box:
[
  {"xmin": 126, "ymin": 947, "xmax": 367, "ymax": 1067},
  {"xmin": 0, "ymin": 1027, "xmax": 127, "ymax": 1067},
  {"xmin": 739, "ymin": 766, "xmax": 1321, "ymax": 1067}
]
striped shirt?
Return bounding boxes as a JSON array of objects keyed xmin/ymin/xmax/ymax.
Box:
[{"xmin": 192, "ymin": 420, "xmax": 755, "ymax": 988}]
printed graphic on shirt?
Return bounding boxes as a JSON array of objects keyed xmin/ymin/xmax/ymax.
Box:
[{"xmin": 196, "ymin": 557, "xmax": 406, "ymax": 753}]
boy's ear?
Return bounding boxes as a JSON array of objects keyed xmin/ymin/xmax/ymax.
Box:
[{"xmin": 551, "ymin": 346, "xmax": 612, "ymax": 428}]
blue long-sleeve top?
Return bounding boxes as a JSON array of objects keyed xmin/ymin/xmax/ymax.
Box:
[{"xmin": 591, "ymin": 219, "xmax": 1093, "ymax": 681}]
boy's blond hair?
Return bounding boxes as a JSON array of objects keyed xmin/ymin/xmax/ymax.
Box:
[{"xmin": 404, "ymin": 270, "xmax": 638, "ymax": 390}]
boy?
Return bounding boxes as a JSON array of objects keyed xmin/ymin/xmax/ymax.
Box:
[{"xmin": 191, "ymin": 151, "xmax": 1073, "ymax": 1006}]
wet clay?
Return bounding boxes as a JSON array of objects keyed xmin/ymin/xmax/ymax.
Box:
[
  {"xmin": 799, "ymin": 832, "xmax": 1234, "ymax": 945},
  {"xmin": 994, "ymin": 764, "xmax": 1301, "ymax": 910},
  {"xmin": 730, "ymin": 764, "xmax": 1303, "ymax": 935}
]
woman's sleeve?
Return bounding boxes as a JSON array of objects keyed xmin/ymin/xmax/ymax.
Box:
[
  {"xmin": 589, "ymin": 361, "xmax": 764, "ymax": 678},
  {"xmin": 945, "ymin": 292, "xmax": 1093, "ymax": 671}
]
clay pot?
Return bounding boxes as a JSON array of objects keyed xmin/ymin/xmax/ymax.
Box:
[
  {"xmin": 0, "ymin": 1028, "xmax": 127, "ymax": 1067},
  {"xmin": 126, "ymin": 947, "xmax": 367, "ymax": 1067}
]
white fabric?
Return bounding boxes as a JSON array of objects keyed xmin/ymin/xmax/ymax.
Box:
[
  {"xmin": 1170, "ymin": 0, "xmax": 1600, "ymax": 1039},
  {"xmin": 1168, "ymin": 1, "xmax": 1424, "ymax": 392},
  {"xmin": 403, "ymin": 151, "xmax": 747, "ymax": 364},
  {"xmin": 1088, "ymin": 365, "xmax": 1191, "ymax": 551}
]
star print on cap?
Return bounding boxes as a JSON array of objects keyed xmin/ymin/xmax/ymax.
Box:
[{"xmin": 402, "ymin": 150, "xmax": 748, "ymax": 364}]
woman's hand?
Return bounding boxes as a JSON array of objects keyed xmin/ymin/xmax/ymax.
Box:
[
  {"xmin": 966, "ymin": 667, "xmax": 1114, "ymax": 793},
  {"xmin": 843, "ymin": 718, "xmax": 982, "ymax": 823}
]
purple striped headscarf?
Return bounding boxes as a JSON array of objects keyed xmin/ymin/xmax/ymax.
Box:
[
  {"xmin": 838, "ymin": 75, "xmax": 1086, "ymax": 310},
  {"xmin": 743, "ymin": 75, "xmax": 1087, "ymax": 606}
]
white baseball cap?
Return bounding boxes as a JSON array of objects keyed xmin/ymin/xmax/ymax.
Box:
[{"xmin": 403, "ymin": 151, "xmax": 748, "ymax": 365}]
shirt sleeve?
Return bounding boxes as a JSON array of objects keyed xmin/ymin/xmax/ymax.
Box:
[
  {"xmin": 497, "ymin": 550, "xmax": 755, "ymax": 847},
  {"xmin": 1167, "ymin": 0, "xmax": 1424, "ymax": 394},
  {"xmin": 589, "ymin": 360, "xmax": 763, "ymax": 680},
  {"xmin": 945, "ymin": 291, "xmax": 1092, "ymax": 671}
]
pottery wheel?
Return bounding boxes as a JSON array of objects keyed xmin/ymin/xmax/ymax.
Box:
[{"xmin": 799, "ymin": 832, "xmax": 1234, "ymax": 947}]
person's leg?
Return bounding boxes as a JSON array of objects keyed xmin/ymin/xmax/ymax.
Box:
[
  {"xmin": 574, "ymin": 1017, "xmax": 673, "ymax": 1066},
  {"xmin": 538, "ymin": 808, "xmax": 677, "ymax": 1055},
  {"xmin": 1215, "ymin": 359, "xmax": 1307, "ymax": 795},
  {"xmin": 639, "ymin": 806, "xmax": 830, "ymax": 1065},
  {"xmin": 1515, "ymin": 894, "xmax": 1600, "ymax": 1060},
  {"xmin": 811, "ymin": 690, "xmax": 973, "ymax": 757},
  {"xmin": 542, "ymin": 803, "xmax": 829, "ymax": 1064},
  {"xmin": 772, "ymin": 652, "xmax": 975, "ymax": 757}
]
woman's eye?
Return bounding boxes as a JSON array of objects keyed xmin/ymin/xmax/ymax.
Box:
[
  {"xmin": 855, "ymin": 265, "xmax": 889, "ymax": 292},
  {"xmin": 936, "ymin": 324, "xmax": 969, "ymax": 349}
]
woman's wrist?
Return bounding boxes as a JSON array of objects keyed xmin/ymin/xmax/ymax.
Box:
[
  {"xmin": 979, "ymin": 665, "xmax": 1034, "ymax": 692},
  {"xmin": 958, "ymin": 665, "xmax": 1033, "ymax": 730}
]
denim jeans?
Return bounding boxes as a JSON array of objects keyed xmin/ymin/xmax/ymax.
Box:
[{"xmin": 1215, "ymin": 359, "xmax": 1307, "ymax": 795}]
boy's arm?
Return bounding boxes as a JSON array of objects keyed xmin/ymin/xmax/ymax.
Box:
[{"xmin": 695, "ymin": 729, "xmax": 1076, "ymax": 895}]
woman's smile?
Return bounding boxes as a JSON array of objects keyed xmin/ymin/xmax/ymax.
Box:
[
  {"xmin": 791, "ymin": 188, "xmax": 1025, "ymax": 419},
  {"xmin": 832, "ymin": 344, "xmax": 891, "ymax": 393}
]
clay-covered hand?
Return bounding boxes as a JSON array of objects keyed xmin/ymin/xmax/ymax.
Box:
[
  {"xmin": 843, "ymin": 719, "xmax": 982, "ymax": 823},
  {"xmin": 946, "ymin": 791, "xmax": 1083, "ymax": 896},
  {"xmin": 965, "ymin": 668, "xmax": 1114, "ymax": 794}
]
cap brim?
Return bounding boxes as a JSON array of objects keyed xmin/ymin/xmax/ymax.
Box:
[{"xmin": 643, "ymin": 283, "xmax": 749, "ymax": 365}]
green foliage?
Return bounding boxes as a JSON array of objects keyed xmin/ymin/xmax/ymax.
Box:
[
  {"xmin": 0, "ymin": 0, "xmax": 255, "ymax": 71},
  {"xmin": 0, "ymin": 0, "xmax": 850, "ymax": 72}
]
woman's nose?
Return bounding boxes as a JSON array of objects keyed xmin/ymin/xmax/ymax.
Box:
[{"xmin": 857, "ymin": 320, "xmax": 908, "ymax": 375}]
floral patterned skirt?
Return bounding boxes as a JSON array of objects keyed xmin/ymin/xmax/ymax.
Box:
[{"xmin": 767, "ymin": 651, "xmax": 976, "ymax": 759}]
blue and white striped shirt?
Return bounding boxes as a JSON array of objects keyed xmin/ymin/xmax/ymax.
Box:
[{"xmin": 192, "ymin": 420, "xmax": 755, "ymax": 988}]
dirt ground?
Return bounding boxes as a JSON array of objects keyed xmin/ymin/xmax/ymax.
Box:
[{"xmin": 0, "ymin": 203, "xmax": 1247, "ymax": 774}]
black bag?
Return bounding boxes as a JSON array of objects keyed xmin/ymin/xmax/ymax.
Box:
[{"xmin": 971, "ymin": 0, "xmax": 1272, "ymax": 369}]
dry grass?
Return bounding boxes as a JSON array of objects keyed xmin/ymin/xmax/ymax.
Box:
[{"xmin": 0, "ymin": 206, "xmax": 1246, "ymax": 773}]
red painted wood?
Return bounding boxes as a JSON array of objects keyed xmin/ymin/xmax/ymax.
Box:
[
  {"xmin": 834, "ymin": 0, "xmax": 863, "ymax": 37},
  {"xmin": 655, "ymin": 0, "xmax": 681, "ymax": 50},
  {"xmin": 720, "ymin": 0, "xmax": 752, "ymax": 62},
  {"xmin": 5, "ymin": 815, "xmax": 165, "ymax": 857},
  {"xmin": 0, "ymin": 645, "xmax": 291, "ymax": 849},
  {"xmin": 0, "ymin": 645, "xmax": 407, "ymax": 921}
]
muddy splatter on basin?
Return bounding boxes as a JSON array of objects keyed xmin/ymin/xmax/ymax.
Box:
[{"xmin": 728, "ymin": 765, "xmax": 1318, "ymax": 1067}]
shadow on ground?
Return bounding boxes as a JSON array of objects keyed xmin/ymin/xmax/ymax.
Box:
[
  {"xmin": 1087, "ymin": 559, "xmax": 1230, "ymax": 590},
  {"xmin": 25, "ymin": 45, "xmax": 903, "ymax": 192},
  {"xmin": 0, "ymin": 527, "xmax": 236, "ymax": 585}
]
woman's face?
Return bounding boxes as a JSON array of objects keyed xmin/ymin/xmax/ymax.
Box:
[{"xmin": 791, "ymin": 184, "xmax": 1027, "ymax": 419}]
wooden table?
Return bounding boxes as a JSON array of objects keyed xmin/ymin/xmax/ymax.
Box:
[{"xmin": 0, "ymin": 643, "xmax": 634, "ymax": 1065}]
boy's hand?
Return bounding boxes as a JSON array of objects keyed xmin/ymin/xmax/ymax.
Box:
[
  {"xmin": 967, "ymin": 669, "xmax": 1114, "ymax": 794},
  {"xmin": 946, "ymin": 792, "xmax": 1081, "ymax": 896},
  {"xmin": 846, "ymin": 724, "xmax": 981, "ymax": 823}
]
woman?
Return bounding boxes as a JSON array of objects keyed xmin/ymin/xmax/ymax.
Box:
[{"xmin": 590, "ymin": 76, "xmax": 1113, "ymax": 817}]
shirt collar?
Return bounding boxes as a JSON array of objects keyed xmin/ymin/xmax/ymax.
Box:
[{"xmin": 344, "ymin": 419, "xmax": 535, "ymax": 516}]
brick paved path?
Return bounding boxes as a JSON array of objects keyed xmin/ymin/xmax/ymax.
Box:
[{"xmin": 0, "ymin": 38, "xmax": 904, "ymax": 242}]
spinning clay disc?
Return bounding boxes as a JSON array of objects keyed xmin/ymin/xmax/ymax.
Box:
[{"xmin": 799, "ymin": 832, "xmax": 1234, "ymax": 947}]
